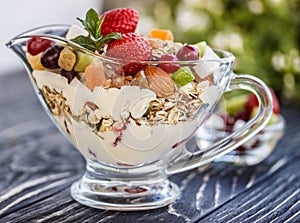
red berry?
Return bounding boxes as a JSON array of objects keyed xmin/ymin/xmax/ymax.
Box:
[
  {"xmin": 106, "ymin": 33, "xmax": 152, "ymax": 75},
  {"xmin": 159, "ymin": 54, "xmax": 180, "ymax": 73},
  {"xmin": 100, "ymin": 8, "xmax": 138, "ymax": 36},
  {"xmin": 123, "ymin": 62, "xmax": 147, "ymax": 76},
  {"xmin": 234, "ymin": 110, "xmax": 249, "ymax": 122},
  {"xmin": 245, "ymin": 88, "xmax": 280, "ymax": 116},
  {"xmin": 270, "ymin": 88, "xmax": 280, "ymax": 114},
  {"xmin": 176, "ymin": 44, "xmax": 199, "ymax": 61},
  {"xmin": 27, "ymin": 37, "xmax": 52, "ymax": 56},
  {"xmin": 107, "ymin": 33, "xmax": 152, "ymax": 61},
  {"xmin": 219, "ymin": 113, "xmax": 234, "ymax": 132},
  {"xmin": 245, "ymin": 93, "xmax": 258, "ymax": 117}
]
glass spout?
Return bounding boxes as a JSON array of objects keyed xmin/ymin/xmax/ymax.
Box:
[
  {"xmin": 6, "ymin": 25, "xmax": 70, "ymax": 74},
  {"xmin": 6, "ymin": 37, "xmax": 32, "ymax": 74}
]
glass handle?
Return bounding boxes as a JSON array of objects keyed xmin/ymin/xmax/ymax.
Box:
[{"xmin": 166, "ymin": 73, "xmax": 273, "ymax": 175}]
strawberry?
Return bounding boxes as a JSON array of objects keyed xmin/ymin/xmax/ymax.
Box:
[
  {"xmin": 100, "ymin": 8, "xmax": 139, "ymax": 37},
  {"xmin": 106, "ymin": 32, "xmax": 152, "ymax": 75}
]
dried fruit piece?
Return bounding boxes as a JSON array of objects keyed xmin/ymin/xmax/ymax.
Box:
[
  {"xmin": 100, "ymin": 8, "xmax": 139, "ymax": 37},
  {"xmin": 27, "ymin": 36, "xmax": 52, "ymax": 56},
  {"xmin": 85, "ymin": 60, "xmax": 106, "ymax": 91},
  {"xmin": 61, "ymin": 69, "xmax": 78, "ymax": 84},
  {"xmin": 26, "ymin": 52, "xmax": 46, "ymax": 70},
  {"xmin": 58, "ymin": 47, "xmax": 76, "ymax": 71},
  {"xmin": 172, "ymin": 67, "xmax": 195, "ymax": 87},
  {"xmin": 145, "ymin": 66, "xmax": 175, "ymax": 97},
  {"xmin": 150, "ymin": 29, "xmax": 174, "ymax": 41},
  {"xmin": 41, "ymin": 45, "xmax": 63, "ymax": 69}
]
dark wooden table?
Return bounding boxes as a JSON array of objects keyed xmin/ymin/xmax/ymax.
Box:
[{"xmin": 0, "ymin": 70, "xmax": 299, "ymax": 223}]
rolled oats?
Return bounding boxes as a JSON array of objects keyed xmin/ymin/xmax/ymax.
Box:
[
  {"xmin": 168, "ymin": 107, "xmax": 179, "ymax": 125},
  {"xmin": 87, "ymin": 111, "xmax": 100, "ymax": 124},
  {"xmin": 40, "ymin": 76, "xmax": 209, "ymax": 133},
  {"xmin": 41, "ymin": 85, "xmax": 71, "ymax": 117}
]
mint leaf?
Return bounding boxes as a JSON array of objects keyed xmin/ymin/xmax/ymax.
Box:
[
  {"xmin": 85, "ymin": 9, "xmax": 101, "ymax": 38},
  {"xmin": 86, "ymin": 8, "xmax": 99, "ymax": 24},
  {"xmin": 71, "ymin": 8, "xmax": 122, "ymax": 52},
  {"xmin": 94, "ymin": 17, "xmax": 104, "ymax": 38},
  {"xmin": 71, "ymin": 35, "xmax": 97, "ymax": 52},
  {"xmin": 96, "ymin": 32, "xmax": 121, "ymax": 49}
]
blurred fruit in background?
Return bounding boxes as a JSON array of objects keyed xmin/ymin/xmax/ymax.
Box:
[{"xmin": 104, "ymin": 0, "xmax": 300, "ymax": 105}]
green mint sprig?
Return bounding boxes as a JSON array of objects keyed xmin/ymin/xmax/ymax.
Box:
[{"xmin": 71, "ymin": 8, "xmax": 121, "ymax": 52}]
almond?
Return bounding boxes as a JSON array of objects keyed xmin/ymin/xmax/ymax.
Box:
[
  {"xmin": 145, "ymin": 66, "xmax": 175, "ymax": 97},
  {"xmin": 131, "ymin": 70, "xmax": 149, "ymax": 89}
]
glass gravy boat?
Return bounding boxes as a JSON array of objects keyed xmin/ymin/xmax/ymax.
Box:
[{"xmin": 7, "ymin": 25, "xmax": 273, "ymax": 211}]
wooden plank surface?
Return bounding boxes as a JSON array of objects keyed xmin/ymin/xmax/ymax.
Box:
[{"xmin": 0, "ymin": 69, "xmax": 299, "ymax": 223}]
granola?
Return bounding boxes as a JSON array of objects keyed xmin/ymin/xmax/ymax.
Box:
[{"xmin": 40, "ymin": 76, "xmax": 210, "ymax": 138}]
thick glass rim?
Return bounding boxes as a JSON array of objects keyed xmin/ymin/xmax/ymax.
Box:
[{"xmin": 8, "ymin": 24, "xmax": 236, "ymax": 65}]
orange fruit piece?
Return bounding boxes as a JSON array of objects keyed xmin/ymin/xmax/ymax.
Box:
[
  {"xmin": 85, "ymin": 60, "xmax": 106, "ymax": 91},
  {"xmin": 150, "ymin": 29, "xmax": 174, "ymax": 41}
]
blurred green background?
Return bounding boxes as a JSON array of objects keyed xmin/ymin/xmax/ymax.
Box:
[{"xmin": 104, "ymin": 0, "xmax": 300, "ymax": 105}]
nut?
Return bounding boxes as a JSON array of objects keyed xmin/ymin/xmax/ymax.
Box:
[
  {"xmin": 145, "ymin": 66, "xmax": 175, "ymax": 97},
  {"xmin": 58, "ymin": 47, "xmax": 76, "ymax": 71},
  {"xmin": 131, "ymin": 70, "xmax": 149, "ymax": 89}
]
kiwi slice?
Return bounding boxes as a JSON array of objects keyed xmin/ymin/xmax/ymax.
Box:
[
  {"xmin": 74, "ymin": 51, "xmax": 95, "ymax": 72},
  {"xmin": 172, "ymin": 66, "xmax": 195, "ymax": 87}
]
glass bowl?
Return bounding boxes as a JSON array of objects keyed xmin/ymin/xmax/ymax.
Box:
[{"xmin": 7, "ymin": 25, "xmax": 274, "ymax": 210}]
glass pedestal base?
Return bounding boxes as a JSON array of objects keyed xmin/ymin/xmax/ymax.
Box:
[{"xmin": 70, "ymin": 172, "xmax": 180, "ymax": 211}]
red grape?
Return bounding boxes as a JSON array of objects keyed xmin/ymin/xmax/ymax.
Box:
[
  {"xmin": 159, "ymin": 54, "xmax": 180, "ymax": 73},
  {"xmin": 27, "ymin": 37, "xmax": 52, "ymax": 56},
  {"xmin": 176, "ymin": 44, "xmax": 199, "ymax": 61}
]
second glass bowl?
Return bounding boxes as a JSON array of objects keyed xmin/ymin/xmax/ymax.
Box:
[{"xmin": 195, "ymin": 106, "xmax": 285, "ymax": 166}]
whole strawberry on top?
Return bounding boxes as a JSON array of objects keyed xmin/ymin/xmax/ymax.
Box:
[
  {"xmin": 100, "ymin": 8, "xmax": 139, "ymax": 37},
  {"xmin": 71, "ymin": 8, "xmax": 122, "ymax": 52},
  {"xmin": 71, "ymin": 8, "xmax": 152, "ymax": 75},
  {"xmin": 71, "ymin": 8, "xmax": 139, "ymax": 52}
]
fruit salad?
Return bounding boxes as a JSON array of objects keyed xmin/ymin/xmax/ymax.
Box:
[
  {"xmin": 199, "ymin": 89, "xmax": 281, "ymax": 153},
  {"xmin": 26, "ymin": 8, "xmax": 223, "ymax": 166}
]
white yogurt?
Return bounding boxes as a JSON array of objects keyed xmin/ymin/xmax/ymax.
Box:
[{"xmin": 33, "ymin": 71, "xmax": 200, "ymax": 166}]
